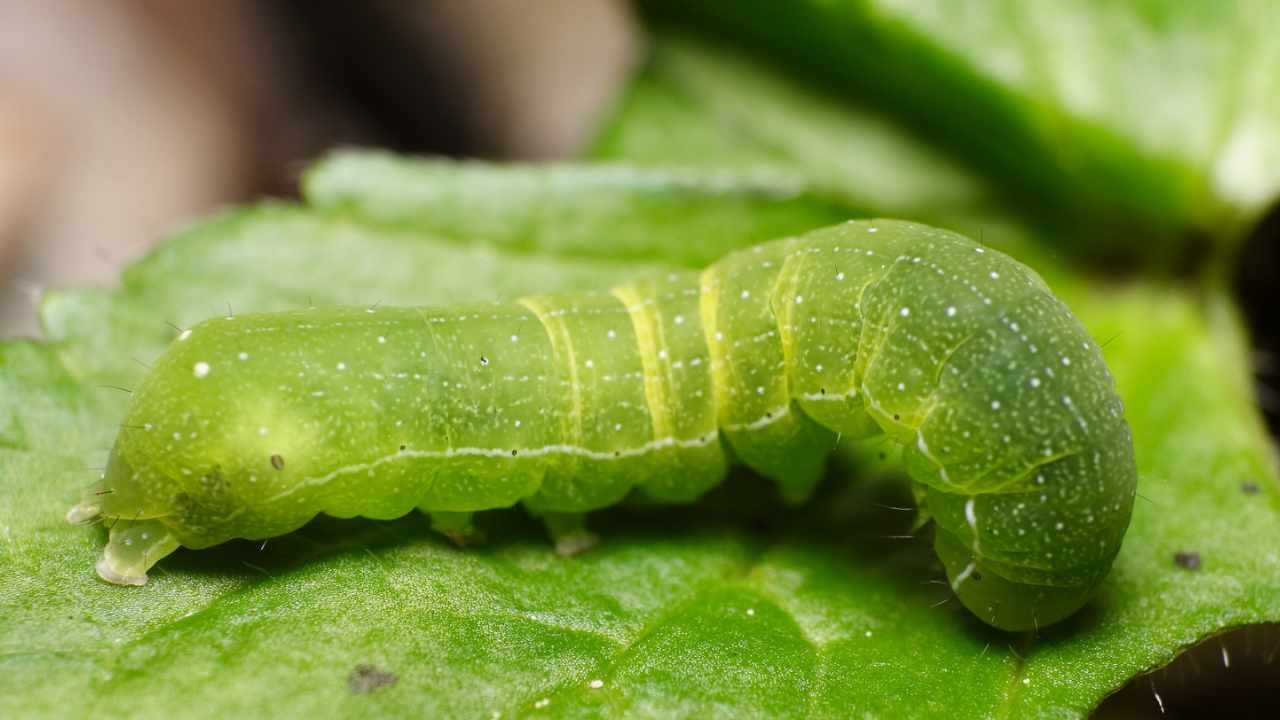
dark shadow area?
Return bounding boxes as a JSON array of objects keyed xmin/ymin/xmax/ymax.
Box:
[
  {"xmin": 148, "ymin": 446, "xmax": 1010, "ymax": 660},
  {"xmin": 1235, "ymin": 201, "xmax": 1280, "ymax": 433},
  {"xmin": 260, "ymin": 1, "xmax": 473, "ymax": 158},
  {"xmin": 152, "ymin": 453, "xmax": 931, "ymax": 588},
  {"xmin": 1095, "ymin": 623, "xmax": 1280, "ymax": 719}
]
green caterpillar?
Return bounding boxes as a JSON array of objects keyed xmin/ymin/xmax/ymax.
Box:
[{"xmin": 68, "ymin": 220, "xmax": 1136, "ymax": 631}]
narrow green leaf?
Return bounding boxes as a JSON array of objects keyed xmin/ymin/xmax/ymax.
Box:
[
  {"xmin": 303, "ymin": 152, "xmax": 850, "ymax": 268},
  {"xmin": 592, "ymin": 35, "xmax": 997, "ymax": 223}
]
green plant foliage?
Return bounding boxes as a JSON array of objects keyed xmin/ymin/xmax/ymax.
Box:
[
  {"xmin": 2, "ymin": 194, "xmax": 1278, "ymax": 718},
  {"xmin": 638, "ymin": 0, "xmax": 1280, "ymax": 259},
  {"xmin": 591, "ymin": 36, "xmax": 1000, "ymax": 226},
  {"xmin": 304, "ymin": 154, "xmax": 850, "ymax": 268}
]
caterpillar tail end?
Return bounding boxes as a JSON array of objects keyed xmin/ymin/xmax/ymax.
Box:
[
  {"xmin": 934, "ymin": 528, "xmax": 1093, "ymax": 632},
  {"xmin": 93, "ymin": 518, "xmax": 180, "ymax": 586}
]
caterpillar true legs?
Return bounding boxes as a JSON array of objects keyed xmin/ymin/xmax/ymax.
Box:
[{"xmin": 69, "ymin": 220, "xmax": 1136, "ymax": 631}]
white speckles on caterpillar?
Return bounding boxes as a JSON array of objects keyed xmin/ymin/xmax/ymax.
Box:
[{"xmin": 69, "ymin": 220, "xmax": 1136, "ymax": 631}]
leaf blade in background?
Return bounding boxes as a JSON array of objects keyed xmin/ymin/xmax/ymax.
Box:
[
  {"xmin": 635, "ymin": 0, "xmax": 1280, "ymax": 259},
  {"xmin": 591, "ymin": 35, "xmax": 997, "ymax": 223},
  {"xmin": 303, "ymin": 154, "xmax": 850, "ymax": 268}
]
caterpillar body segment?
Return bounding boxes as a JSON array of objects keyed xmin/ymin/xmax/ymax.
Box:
[{"xmin": 71, "ymin": 220, "xmax": 1136, "ymax": 631}]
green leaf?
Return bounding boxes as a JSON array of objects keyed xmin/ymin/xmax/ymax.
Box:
[
  {"xmin": 630, "ymin": 2, "xmax": 1280, "ymax": 258},
  {"xmin": 3, "ymin": 197, "xmax": 1278, "ymax": 717},
  {"xmin": 588, "ymin": 35, "xmax": 1056, "ymax": 264},
  {"xmin": 591, "ymin": 35, "xmax": 999, "ymax": 224},
  {"xmin": 301, "ymin": 145, "xmax": 1043, "ymax": 268},
  {"xmin": 303, "ymin": 152, "xmax": 850, "ymax": 268}
]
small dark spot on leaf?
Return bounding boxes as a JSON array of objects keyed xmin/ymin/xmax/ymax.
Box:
[
  {"xmin": 893, "ymin": 414, "xmax": 900, "ymax": 421},
  {"xmin": 270, "ymin": 454, "xmax": 285, "ymax": 470},
  {"xmin": 511, "ymin": 449, "xmax": 518, "ymax": 456},
  {"xmin": 479, "ymin": 355, "xmax": 489, "ymax": 367},
  {"xmin": 203, "ymin": 467, "xmax": 228, "ymax": 494},
  {"xmin": 972, "ymin": 570, "xmax": 983, "ymax": 581},
  {"xmin": 1174, "ymin": 551, "xmax": 1201, "ymax": 571},
  {"xmin": 347, "ymin": 664, "xmax": 397, "ymax": 694},
  {"xmin": 399, "ymin": 444, "xmax": 406, "ymax": 451},
  {"xmin": 819, "ymin": 387, "xmax": 827, "ymax": 395},
  {"xmin": 764, "ymin": 412, "xmax": 772, "ymax": 419},
  {"xmin": 1242, "ymin": 481, "xmax": 1260, "ymax": 495},
  {"xmin": 171, "ymin": 492, "xmax": 194, "ymax": 513}
]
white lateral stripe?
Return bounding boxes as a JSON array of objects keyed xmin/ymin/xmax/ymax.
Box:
[
  {"xmin": 915, "ymin": 431, "xmax": 951, "ymax": 485},
  {"xmin": 965, "ymin": 497, "xmax": 981, "ymax": 554},
  {"xmin": 798, "ymin": 387, "xmax": 858, "ymax": 402},
  {"xmin": 950, "ymin": 562, "xmax": 977, "ymax": 592},
  {"xmin": 268, "ymin": 406, "xmax": 795, "ymax": 504},
  {"xmin": 724, "ymin": 405, "xmax": 791, "ymax": 432}
]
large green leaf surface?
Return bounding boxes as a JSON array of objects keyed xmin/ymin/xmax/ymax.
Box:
[
  {"xmin": 2, "ymin": 183, "xmax": 1278, "ymax": 718},
  {"xmin": 636, "ymin": 1, "xmax": 1280, "ymax": 258}
]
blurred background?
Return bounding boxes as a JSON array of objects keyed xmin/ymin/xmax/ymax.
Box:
[{"xmin": 0, "ymin": 0, "xmax": 637, "ymax": 336}]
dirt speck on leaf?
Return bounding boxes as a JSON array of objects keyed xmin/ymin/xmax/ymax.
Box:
[
  {"xmin": 348, "ymin": 663, "xmax": 398, "ymax": 694},
  {"xmin": 1174, "ymin": 551, "xmax": 1202, "ymax": 571}
]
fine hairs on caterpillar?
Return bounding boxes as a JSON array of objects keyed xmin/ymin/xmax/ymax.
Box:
[{"xmin": 68, "ymin": 220, "xmax": 1136, "ymax": 631}]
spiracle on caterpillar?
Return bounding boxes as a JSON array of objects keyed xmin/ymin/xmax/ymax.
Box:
[{"xmin": 67, "ymin": 220, "xmax": 1136, "ymax": 631}]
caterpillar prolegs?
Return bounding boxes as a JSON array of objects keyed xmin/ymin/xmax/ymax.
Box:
[{"xmin": 68, "ymin": 220, "xmax": 1136, "ymax": 631}]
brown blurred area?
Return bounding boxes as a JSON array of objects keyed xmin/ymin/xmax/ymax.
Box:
[{"xmin": 0, "ymin": 0, "xmax": 637, "ymax": 337}]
